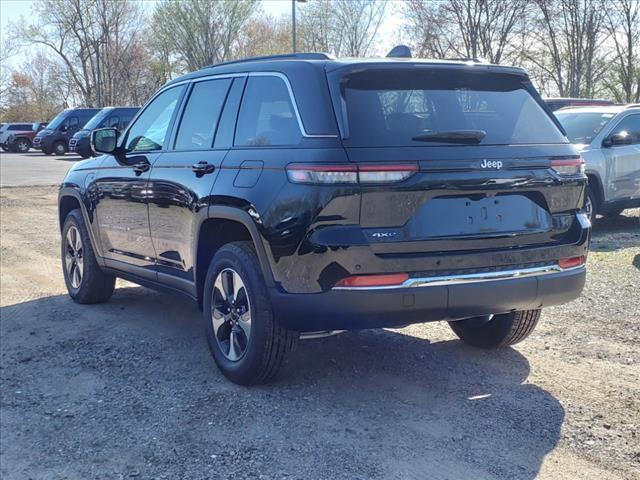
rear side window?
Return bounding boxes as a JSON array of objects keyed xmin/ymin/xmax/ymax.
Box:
[
  {"xmin": 174, "ymin": 78, "xmax": 231, "ymax": 150},
  {"xmin": 338, "ymin": 69, "xmax": 567, "ymax": 147},
  {"xmin": 9, "ymin": 124, "xmax": 31, "ymax": 131},
  {"xmin": 235, "ymin": 76, "xmax": 302, "ymax": 146}
]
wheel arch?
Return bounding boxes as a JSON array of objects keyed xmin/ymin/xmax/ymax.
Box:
[
  {"xmin": 195, "ymin": 206, "xmax": 276, "ymax": 310},
  {"xmin": 585, "ymin": 170, "xmax": 604, "ymax": 208},
  {"xmin": 58, "ymin": 187, "xmax": 104, "ymax": 262}
]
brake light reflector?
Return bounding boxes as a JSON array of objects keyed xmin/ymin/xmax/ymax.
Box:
[
  {"xmin": 286, "ymin": 164, "xmax": 357, "ymax": 184},
  {"xmin": 551, "ymin": 158, "xmax": 585, "ymax": 176},
  {"xmin": 558, "ymin": 256, "xmax": 585, "ymax": 269},
  {"xmin": 334, "ymin": 273, "xmax": 409, "ymax": 288}
]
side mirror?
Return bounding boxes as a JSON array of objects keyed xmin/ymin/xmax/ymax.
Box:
[
  {"xmin": 92, "ymin": 127, "xmax": 118, "ymax": 154},
  {"xmin": 603, "ymin": 132, "xmax": 631, "ymax": 148}
]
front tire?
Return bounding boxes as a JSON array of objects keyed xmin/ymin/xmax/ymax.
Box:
[
  {"xmin": 53, "ymin": 141, "xmax": 67, "ymax": 155},
  {"xmin": 448, "ymin": 309, "xmax": 541, "ymax": 349},
  {"xmin": 61, "ymin": 209, "xmax": 115, "ymax": 304},
  {"xmin": 203, "ymin": 241, "xmax": 297, "ymax": 385},
  {"xmin": 14, "ymin": 138, "xmax": 31, "ymax": 153}
]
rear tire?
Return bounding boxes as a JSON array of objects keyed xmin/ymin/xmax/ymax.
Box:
[
  {"xmin": 61, "ymin": 209, "xmax": 115, "ymax": 304},
  {"xmin": 203, "ymin": 241, "xmax": 297, "ymax": 385},
  {"xmin": 448, "ymin": 309, "xmax": 541, "ymax": 349}
]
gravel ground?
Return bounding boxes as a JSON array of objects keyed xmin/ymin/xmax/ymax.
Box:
[{"xmin": 1, "ymin": 186, "xmax": 638, "ymax": 480}]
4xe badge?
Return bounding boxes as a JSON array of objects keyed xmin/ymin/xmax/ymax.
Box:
[{"xmin": 480, "ymin": 159, "xmax": 503, "ymax": 169}]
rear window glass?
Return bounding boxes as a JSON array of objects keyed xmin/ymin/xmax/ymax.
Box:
[
  {"xmin": 338, "ymin": 69, "xmax": 566, "ymax": 147},
  {"xmin": 554, "ymin": 111, "xmax": 615, "ymax": 144}
]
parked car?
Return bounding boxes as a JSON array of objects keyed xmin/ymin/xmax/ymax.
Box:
[
  {"xmin": 554, "ymin": 104, "xmax": 640, "ymax": 219},
  {"xmin": 0, "ymin": 123, "xmax": 36, "ymax": 151},
  {"xmin": 69, "ymin": 107, "xmax": 140, "ymax": 158},
  {"xmin": 1, "ymin": 122, "xmax": 48, "ymax": 153},
  {"xmin": 544, "ymin": 97, "xmax": 614, "ymax": 112},
  {"xmin": 59, "ymin": 51, "xmax": 589, "ymax": 385},
  {"xmin": 33, "ymin": 108, "xmax": 100, "ymax": 155}
]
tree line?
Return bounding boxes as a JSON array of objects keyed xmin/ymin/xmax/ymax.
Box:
[{"xmin": 1, "ymin": 0, "xmax": 638, "ymax": 122}]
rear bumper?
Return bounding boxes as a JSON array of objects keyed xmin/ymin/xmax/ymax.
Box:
[{"xmin": 270, "ymin": 265, "xmax": 586, "ymax": 332}]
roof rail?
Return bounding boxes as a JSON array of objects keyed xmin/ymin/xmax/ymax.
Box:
[
  {"xmin": 205, "ymin": 52, "xmax": 334, "ymax": 69},
  {"xmin": 446, "ymin": 57, "xmax": 490, "ymax": 63}
]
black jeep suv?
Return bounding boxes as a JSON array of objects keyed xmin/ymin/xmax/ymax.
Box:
[{"xmin": 58, "ymin": 52, "xmax": 590, "ymax": 384}]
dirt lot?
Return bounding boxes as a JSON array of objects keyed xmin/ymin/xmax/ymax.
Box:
[{"xmin": 1, "ymin": 185, "xmax": 638, "ymax": 480}]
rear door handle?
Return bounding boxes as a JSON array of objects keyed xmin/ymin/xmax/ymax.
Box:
[
  {"xmin": 132, "ymin": 162, "xmax": 150, "ymax": 175},
  {"xmin": 192, "ymin": 161, "xmax": 215, "ymax": 176}
]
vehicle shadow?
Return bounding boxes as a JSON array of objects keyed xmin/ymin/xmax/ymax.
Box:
[
  {"xmin": 0, "ymin": 287, "xmax": 563, "ymax": 479},
  {"xmin": 591, "ymin": 211, "xmax": 639, "ymax": 235}
]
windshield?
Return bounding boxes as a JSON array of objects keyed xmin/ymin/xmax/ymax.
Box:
[
  {"xmin": 46, "ymin": 110, "xmax": 69, "ymax": 130},
  {"xmin": 83, "ymin": 109, "xmax": 111, "ymax": 131},
  {"xmin": 554, "ymin": 111, "xmax": 615, "ymax": 144},
  {"xmin": 337, "ymin": 68, "xmax": 567, "ymax": 147}
]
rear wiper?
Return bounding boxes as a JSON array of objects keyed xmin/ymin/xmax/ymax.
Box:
[{"xmin": 412, "ymin": 129, "xmax": 486, "ymax": 144}]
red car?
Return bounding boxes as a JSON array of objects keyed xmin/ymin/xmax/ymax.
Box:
[{"xmin": 1, "ymin": 122, "xmax": 48, "ymax": 153}]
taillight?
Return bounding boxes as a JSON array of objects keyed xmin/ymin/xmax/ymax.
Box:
[
  {"xmin": 551, "ymin": 158, "xmax": 585, "ymax": 176},
  {"xmin": 334, "ymin": 273, "xmax": 409, "ymax": 289},
  {"xmin": 286, "ymin": 164, "xmax": 357, "ymax": 184},
  {"xmin": 558, "ymin": 256, "xmax": 586, "ymax": 269},
  {"xmin": 286, "ymin": 163, "xmax": 418, "ymax": 185}
]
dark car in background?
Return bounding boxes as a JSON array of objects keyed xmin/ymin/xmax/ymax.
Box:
[
  {"xmin": 1, "ymin": 122, "xmax": 48, "ymax": 153},
  {"xmin": 59, "ymin": 51, "xmax": 589, "ymax": 385},
  {"xmin": 69, "ymin": 107, "xmax": 140, "ymax": 158},
  {"xmin": 544, "ymin": 97, "xmax": 614, "ymax": 112},
  {"xmin": 33, "ymin": 108, "xmax": 100, "ymax": 155}
]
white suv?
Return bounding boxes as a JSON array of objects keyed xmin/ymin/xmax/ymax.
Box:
[{"xmin": 555, "ymin": 105, "xmax": 640, "ymax": 219}]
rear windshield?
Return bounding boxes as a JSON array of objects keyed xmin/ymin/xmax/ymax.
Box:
[
  {"xmin": 554, "ymin": 111, "xmax": 615, "ymax": 144},
  {"xmin": 337, "ymin": 68, "xmax": 566, "ymax": 147}
]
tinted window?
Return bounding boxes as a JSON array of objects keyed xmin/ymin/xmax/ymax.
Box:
[
  {"xmin": 67, "ymin": 117, "xmax": 79, "ymax": 129},
  {"xmin": 554, "ymin": 111, "xmax": 616, "ymax": 144},
  {"xmin": 339, "ymin": 69, "xmax": 566, "ymax": 147},
  {"xmin": 107, "ymin": 116, "xmax": 120, "ymax": 128},
  {"xmin": 8, "ymin": 124, "xmax": 32, "ymax": 130},
  {"xmin": 83, "ymin": 110, "xmax": 111, "ymax": 130},
  {"xmin": 610, "ymin": 114, "xmax": 640, "ymax": 144},
  {"xmin": 125, "ymin": 86, "xmax": 184, "ymax": 152},
  {"xmin": 235, "ymin": 76, "xmax": 302, "ymax": 146},
  {"xmin": 174, "ymin": 78, "xmax": 231, "ymax": 150}
]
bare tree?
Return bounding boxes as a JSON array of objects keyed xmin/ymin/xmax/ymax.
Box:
[
  {"xmin": 151, "ymin": 0, "xmax": 259, "ymax": 72},
  {"xmin": 10, "ymin": 0, "xmax": 158, "ymax": 107},
  {"xmin": 402, "ymin": 0, "xmax": 528, "ymax": 63},
  {"xmin": 525, "ymin": 0, "xmax": 606, "ymax": 97},
  {"xmin": 298, "ymin": 0, "xmax": 386, "ymax": 57},
  {"xmin": 602, "ymin": 0, "xmax": 640, "ymax": 102}
]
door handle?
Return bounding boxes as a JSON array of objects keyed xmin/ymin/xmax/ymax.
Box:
[
  {"xmin": 192, "ymin": 161, "xmax": 215, "ymax": 176},
  {"xmin": 132, "ymin": 162, "xmax": 150, "ymax": 175}
]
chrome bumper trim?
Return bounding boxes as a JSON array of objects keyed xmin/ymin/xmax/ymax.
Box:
[{"xmin": 332, "ymin": 264, "xmax": 585, "ymax": 291}]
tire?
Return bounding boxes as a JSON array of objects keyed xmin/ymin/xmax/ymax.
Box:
[
  {"xmin": 53, "ymin": 141, "xmax": 67, "ymax": 155},
  {"xmin": 203, "ymin": 241, "xmax": 297, "ymax": 385},
  {"xmin": 448, "ymin": 309, "xmax": 541, "ymax": 349},
  {"xmin": 1, "ymin": 145, "xmax": 8, "ymax": 152},
  {"xmin": 584, "ymin": 184, "xmax": 598, "ymax": 222},
  {"xmin": 61, "ymin": 209, "xmax": 115, "ymax": 304},
  {"xmin": 14, "ymin": 138, "xmax": 31, "ymax": 153}
]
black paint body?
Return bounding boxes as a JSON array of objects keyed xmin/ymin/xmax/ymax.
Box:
[{"xmin": 59, "ymin": 58, "xmax": 590, "ymax": 332}]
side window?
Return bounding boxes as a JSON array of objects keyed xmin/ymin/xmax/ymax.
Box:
[
  {"xmin": 610, "ymin": 115, "xmax": 640, "ymax": 145},
  {"xmin": 107, "ymin": 116, "xmax": 120, "ymax": 128},
  {"xmin": 67, "ymin": 116, "xmax": 79, "ymax": 130},
  {"xmin": 174, "ymin": 78, "xmax": 231, "ymax": 150},
  {"xmin": 235, "ymin": 76, "xmax": 302, "ymax": 146},
  {"xmin": 125, "ymin": 85, "xmax": 184, "ymax": 153}
]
